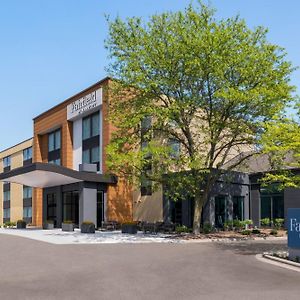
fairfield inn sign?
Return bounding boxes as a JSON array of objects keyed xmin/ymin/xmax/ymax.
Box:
[
  {"xmin": 288, "ymin": 208, "xmax": 300, "ymax": 249},
  {"xmin": 67, "ymin": 88, "xmax": 102, "ymax": 121}
]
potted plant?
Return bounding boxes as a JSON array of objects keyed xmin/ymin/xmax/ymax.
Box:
[
  {"xmin": 43, "ymin": 220, "xmax": 54, "ymax": 230},
  {"xmin": 121, "ymin": 221, "xmax": 138, "ymax": 234},
  {"xmin": 62, "ymin": 220, "xmax": 74, "ymax": 232},
  {"xmin": 17, "ymin": 220, "xmax": 26, "ymax": 229},
  {"xmin": 81, "ymin": 221, "xmax": 95, "ymax": 233}
]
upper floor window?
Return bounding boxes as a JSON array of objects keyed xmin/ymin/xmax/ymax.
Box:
[
  {"xmin": 23, "ymin": 186, "xmax": 32, "ymax": 199},
  {"xmin": 48, "ymin": 129, "xmax": 61, "ymax": 165},
  {"xmin": 48, "ymin": 129, "xmax": 61, "ymax": 152},
  {"xmin": 168, "ymin": 138, "xmax": 181, "ymax": 158},
  {"xmin": 141, "ymin": 116, "xmax": 152, "ymax": 137},
  {"xmin": 3, "ymin": 191, "xmax": 10, "ymax": 202},
  {"xmin": 82, "ymin": 146, "xmax": 100, "ymax": 169},
  {"xmin": 3, "ymin": 156, "xmax": 11, "ymax": 168},
  {"xmin": 23, "ymin": 147, "xmax": 32, "ymax": 161},
  {"xmin": 3, "ymin": 208, "xmax": 10, "ymax": 219},
  {"xmin": 82, "ymin": 112, "xmax": 100, "ymax": 140}
]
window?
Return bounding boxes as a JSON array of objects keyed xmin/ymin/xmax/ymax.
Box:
[
  {"xmin": 215, "ymin": 196, "xmax": 227, "ymax": 227},
  {"xmin": 260, "ymin": 186, "xmax": 284, "ymax": 220},
  {"xmin": 3, "ymin": 191, "xmax": 10, "ymax": 202},
  {"xmin": 82, "ymin": 146, "xmax": 100, "ymax": 169},
  {"xmin": 82, "ymin": 112, "xmax": 100, "ymax": 140},
  {"xmin": 141, "ymin": 116, "xmax": 151, "ymax": 135},
  {"xmin": 140, "ymin": 116, "xmax": 153, "ymax": 196},
  {"xmin": 3, "ymin": 208, "xmax": 10, "ymax": 219},
  {"xmin": 141, "ymin": 177, "xmax": 152, "ymax": 196},
  {"xmin": 23, "ymin": 147, "xmax": 32, "ymax": 161},
  {"xmin": 23, "ymin": 186, "xmax": 32, "ymax": 199},
  {"xmin": 168, "ymin": 138, "xmax": 180, "ymax": 158},
  {"xmin": 63, "ymin": 191, "xmax": 79, "ymax": 225},
  {"xmin": 233, "ymin": 196, "xmax": 244, "ymax": 220},
  {"xmin": 3, "ymin": 156, "xmax": 11, "ymax": 168},
  {"xmin": 23, "ymin": 207, "xmax": 32, "ymax": 218},
  {"xmin": 48, "ymin": 129, "xmax": 61, "ymax": 152},
  {"xmin": 48, "ymin": 129, "xmax": 61, "ymax": 165},
  {"xmin": 49, "ymin": 158, "xmax": 61, "ymax": 166},
  {"xmin": 47, "ymin": 193, "xmax": 57, "ymax": 224},
  {"xmin": 82, "ymin": 112, "xmax": 100, "ymax": 171}
]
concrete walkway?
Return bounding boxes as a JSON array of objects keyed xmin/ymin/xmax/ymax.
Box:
[
  {"xmin": 0, "ymin": 228, "xmax": 187, "ymax": 244},
  {"xmin": 0, "ymin": 228, "xmax": 287, "ymax": 245}
]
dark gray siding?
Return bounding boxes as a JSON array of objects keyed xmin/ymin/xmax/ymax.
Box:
[{"xmin": 250, "ymin": 185, "xmax": 260, "ymax": 227}]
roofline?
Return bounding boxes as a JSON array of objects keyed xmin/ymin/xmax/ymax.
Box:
[
  {"xmin": 33, "ymin": 76, "xmax": 112, "ymax": 121},
  {"xmin": 0, "ymin": 137, "xmax": 33, "ymax": 155}
]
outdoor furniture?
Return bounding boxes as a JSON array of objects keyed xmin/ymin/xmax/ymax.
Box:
[
  {"xmin": 158, "ymin": 222, "xmax": 176, "ymax": 233},
  {"xmin": 101, "ymin": 221, "xmax": 119, "ymax": 231},
  {"xmin": 142, "ymin": 222, "xmax": 158, "ymax": 234}
]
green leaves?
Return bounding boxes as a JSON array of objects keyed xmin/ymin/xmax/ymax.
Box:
[{"xmin": 105, "ymin": 1, "xmax": 295, "ymax": 197}]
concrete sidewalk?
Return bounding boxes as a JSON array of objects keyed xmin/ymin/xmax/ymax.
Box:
[{"xmin": 0, "ymin": 228, "xmax": 187, "ymax": 244}]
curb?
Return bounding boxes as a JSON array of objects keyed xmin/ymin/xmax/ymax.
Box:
[{"xmin": 256, "ymin": 254, "xmax": 300, "ymax": 273}]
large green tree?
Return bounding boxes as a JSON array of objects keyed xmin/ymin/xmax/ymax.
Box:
[
  {"xmin": 261, "ymin": 117, "xmax": 300, "ymax": 188},
  {"xmin": 105, "ymin": 2, "xmax": 295, "ymax": 233}
]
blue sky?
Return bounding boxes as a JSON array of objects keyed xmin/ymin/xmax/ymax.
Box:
[{"xmin": 0, "ymin": 0, "xmax": 299, "ymax": 150}]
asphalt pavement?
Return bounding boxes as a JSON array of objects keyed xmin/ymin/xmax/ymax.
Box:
[{"xmin": 0, "ymin": 234, "xmax": 298, "ymax": 300}]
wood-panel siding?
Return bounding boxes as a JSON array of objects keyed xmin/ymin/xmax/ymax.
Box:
[{"xmin": 32, "ymin": 78, "xmax": 134, "ymax": 225}]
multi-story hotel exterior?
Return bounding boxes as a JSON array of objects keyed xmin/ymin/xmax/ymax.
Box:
[
  {"xmin": 0, "ymin": 138, "xmax": 33, "ymax": 225},
  {"xmin": 0, "ymin": 77, "xmax": 134, "ymax": 227},
  {"xmin": 0, "ymin": 76, "xmax": 300, "ymax": 228}
]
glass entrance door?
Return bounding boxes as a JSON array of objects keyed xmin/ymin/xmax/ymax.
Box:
[
  {"xmin": 97, "ymin": 191, "xmax": 104, "ymax": 228},
  {"xmin": 215, "ymin": 196, "xmax": 226, "ymax": 227},
  {"xmin": 47, "ymin": 193, "xmax": 57, "ymax": 226},
  {"xmin": 63, "ymin": 191, "xmax": 79, "ymax": 226}
]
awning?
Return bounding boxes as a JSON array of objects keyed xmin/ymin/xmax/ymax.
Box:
[{"xmin": 0, "ymin": 163, "xmax": 117, "ymax": 188}]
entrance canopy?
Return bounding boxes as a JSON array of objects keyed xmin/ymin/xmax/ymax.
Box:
[{"xmin": 0, "ymin": 163, "xmax": 117, "ymax": 188}]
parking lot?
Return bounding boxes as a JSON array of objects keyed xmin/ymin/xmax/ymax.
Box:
[{"xmin": 0, "ymin": 233, "xmax": 299, "ymax": 300}]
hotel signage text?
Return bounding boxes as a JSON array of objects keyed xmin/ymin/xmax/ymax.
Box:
[
  {"xmin": 288, "ymin": 208, "xmax": 300, "ymax": 248},
  {"xmin": 67, "ymin": 88, "xmax": 102, "ymax": 121}
]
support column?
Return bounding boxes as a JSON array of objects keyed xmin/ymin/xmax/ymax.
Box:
[{"xmin": 79, "ymin": 183, "xmax": 97, "ymax": 226}]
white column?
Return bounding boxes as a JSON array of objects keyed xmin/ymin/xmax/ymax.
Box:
[{"xmin": 73, "ymin": 118, "xmax": 82, "ymax": 170}]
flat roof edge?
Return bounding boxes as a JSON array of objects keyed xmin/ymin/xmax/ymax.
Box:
[
  {"xmin": 0, "ymin": 137, "xmax": 33, "ymax": 155},
  {"xmin": 0, "ymin": 162, "xmax": 118, "ymax": 185}
]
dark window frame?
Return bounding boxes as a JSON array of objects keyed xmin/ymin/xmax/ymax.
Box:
[
  {"xmin": 82, "ymin": 112, "xmax": 100, "ymax": 171},
  {"xmin": 3, "ymin": 156, "xmax": 11, "ymax": 172},
  {"xmin": 48, "ymin": 129, "xmax": 61, "ymax": 165}
]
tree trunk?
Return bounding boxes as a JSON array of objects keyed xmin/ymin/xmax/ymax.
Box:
[{"xmin": 193, "ymin": 192, "xmax": 207, "ymax": 234}]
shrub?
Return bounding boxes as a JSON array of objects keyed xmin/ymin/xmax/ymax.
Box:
[
  {"xmin": 175, "ymin": 225, "xmax": 191, "ymax": 233},
  {"xmin": 81, "ymin": 220, "xmax": 95, "ymax": 226},
  {"xmin": 252, "ymin": 228, "xmax": 261, "ymax": 234},
  {"xmin": 240, "ymin": 219, "xmax": 253, "ymax": 230},
  {"xmin": 62, "ymin": 220, "xmax": 73, "ymax": 224},
  {"xmin": 261, "ymin": 218, "xmax": 270, "ymax": 227},
  {"xmin": 223, "ymin": 221, "xmax": 233, "ymax": 231},
  {"xmin": 3, "ymin": 221, "xmax": 16, "ymax": 228},
  {"xmin": 122, "ymin": 221, "xmax": 138, "ymax": 226},
  {"xmin": 203, "ymin": 223, "xmax": 213, "ymax": 234},
  {"xmin": 270, "ymin": 229, "xmax": 278, "ymax": 236},
  {"xmin": 241, "ymin": 229, "xmax": 251, "ymax": 235},
  {"xmin": 232, "ymin": 219, "xmax": 242, "ymax": 230},
  {"xmin": 274, "ymin": 218, "xmax": 284, "ymax": 229}
]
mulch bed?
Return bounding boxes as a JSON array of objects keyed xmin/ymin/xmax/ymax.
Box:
[{"xmin": 167, "ymin": 229, "xmax": 287, "ymax": 241}]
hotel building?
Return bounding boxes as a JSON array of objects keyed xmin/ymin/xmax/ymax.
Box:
[
  {"xmin": 0, "ymin": 139, "xmax": 33, "ymax": 225},
  {"xmin": 0, "ymin": 76, "xmax": 299, "ymax": 228}
]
